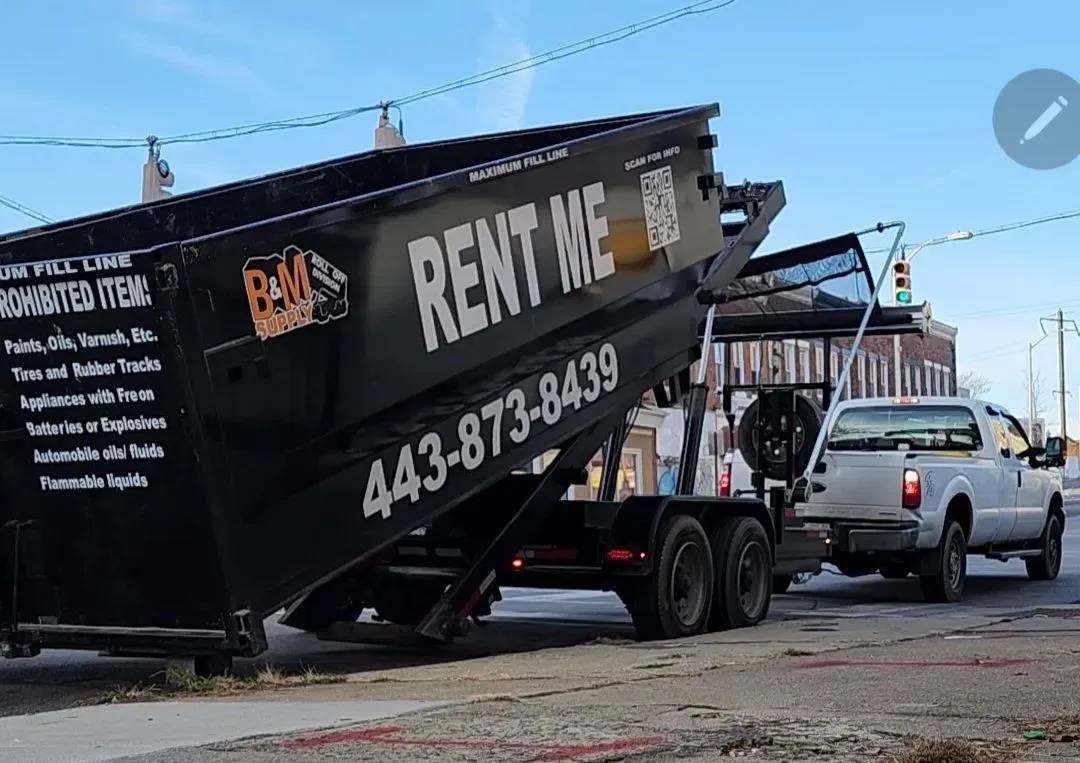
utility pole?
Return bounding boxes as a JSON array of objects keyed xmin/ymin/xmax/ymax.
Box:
[
  {"xmin": 374, "ymin": 103, "xmax": 406, "ymax": 149},
  {"xmin": 1033, "ymin": 311, "xmax": 1080, "ymax": 440},
  {"xmin": 1058, "ymin": 308, "xmax": 1067, "ymax": 443}
]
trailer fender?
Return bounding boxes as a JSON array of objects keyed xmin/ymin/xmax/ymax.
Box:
[{"xmin": 610, "ymin": 495, "xmax": 776, "ymax": 568}]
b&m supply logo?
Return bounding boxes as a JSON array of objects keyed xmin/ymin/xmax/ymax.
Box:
[{"xmin": 241, "ymin": 245, "xmax": 350, "ymax": 341}]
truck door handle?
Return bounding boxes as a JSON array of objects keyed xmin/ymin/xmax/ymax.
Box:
[{"xmin": 1017, "ymin": 470, "xmax": 1022, "ymax": 487}]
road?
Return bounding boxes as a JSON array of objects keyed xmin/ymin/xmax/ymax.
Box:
[{"xmin": 1, "ymin": 498, "xmax": 1078, "ymax": 716}]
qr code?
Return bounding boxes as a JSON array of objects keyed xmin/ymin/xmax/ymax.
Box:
[{"xmin": 640, "ymin": 165, "xmax": 681, "ymax": 251}]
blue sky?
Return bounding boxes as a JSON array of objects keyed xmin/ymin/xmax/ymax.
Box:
[{"xmin": 1, "ymin": 0, "xmax": 1078, "ymax": 425}]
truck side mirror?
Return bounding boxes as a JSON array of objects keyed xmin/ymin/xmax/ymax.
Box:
[{"xmin": 1044, "ymin": 436, "xmax": 1067, "ymax": 468}]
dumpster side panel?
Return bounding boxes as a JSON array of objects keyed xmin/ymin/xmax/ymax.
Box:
[
  {"xmin": 181, "ymin": 112, "xmax": 728, "ymax": 612},
  {"xmin": 0, "ymin": 247, "xmax": 229, "ymax": 630}
]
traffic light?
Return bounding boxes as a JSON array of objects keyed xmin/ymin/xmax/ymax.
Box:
[
  {"xmin": 141, "ymin": 138, "xmax": 175, "ymax": 203},
  {"xmin": 893, "ymin": 260, "xmax": 912, "ymax": 305}
]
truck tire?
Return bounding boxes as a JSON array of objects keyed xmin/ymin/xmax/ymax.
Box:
[
  {"xmin": 1026, "ymin": 513, "xmax": 1063, "ymax": 581},
  {"xmin": 710, "ymin": 517, "xmax": 773, "ymax": 630},
  {"xmin": 772, "ymin": 574, "xmax": 793, "ymax": 594},
  {"xmin": 629, "ymin": 514, "xmax": 714, "ymax": 640},
  {"xmin": 919, "ymin": 520, "xmax": 966, "ymax": 603},
  {"xmin": 737, "ymin": 394, "xmax": 823, "ymax": 482}
]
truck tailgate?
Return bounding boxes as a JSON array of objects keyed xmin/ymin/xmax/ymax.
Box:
[{"xmin": 806, "ymin": 451, "xmax": 905, "ymax": 519}]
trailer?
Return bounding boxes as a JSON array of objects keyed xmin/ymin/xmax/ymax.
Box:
[{"xmin": 0, "ymin": 104, "xmax": 901, "ymax": 673}]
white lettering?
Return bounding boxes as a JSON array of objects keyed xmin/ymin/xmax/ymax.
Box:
[
  {"xmin": 408, "ymin": 236, "xmax": 459, "ymax": 353},
  {"xmin": 443, "ymin": 223, "xmax": 488, "ymax": 340},
  {"xmin": 550, "ymin": 189, "xmax": 593, "ymax": 292}
]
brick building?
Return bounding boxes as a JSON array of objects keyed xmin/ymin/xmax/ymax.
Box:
[
  {"xmin": 714, "ymin": 322, "xmax": 959, "ymax": 403},
  {"xmin": 525, "ymin": 281, "xmax": 959, "ymax": 497}
]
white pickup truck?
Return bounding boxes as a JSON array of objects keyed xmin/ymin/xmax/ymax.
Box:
[{"xmin": 802, "ymin": 396, "xmax": 1067, "ymax": 603}]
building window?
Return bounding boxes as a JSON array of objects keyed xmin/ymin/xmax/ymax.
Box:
[
  {"xmin": 913, "ymin": 365, "xmax": 922, "ymax": 396},
  {"xmin": 815, "ymin": 345, "xmax": 824, "ymax": 382},
  {"xmin": 881, "ymin": 359, "xmax": 890, "ymax": 397},
  {"xmin": 587, "ymin": 448, "xmax": 643, "ymax": 500},
  {"xmin": 905, "ymin": 364, "xmax": 913, "ymax": 396},
  {"xmin": 732, "ymin": 342, "xmax": 744, "ymax": 384},
  {"xmin": 869, "ymin": 355, "xmax": 878, "ymax": 397},
  {"xmin": 830, "ymin": 347, "xmax": 840, "ymax": 385},
  {"xmin": 857, "ymin": 353, "xmax": 867, "ymax": 398},
  {"xmin": 798, "ymin": 341, "xmax": 811, "ymax": 383},
  {"xmin": 784, "ymin": 341, "xmax": 796, "ymax": 383},
  {"xmin": 842, "ymin": 350, "xmax": 853, "ymax": 398},
  {"xmin": 943, "ymin": 367, "xmax": 952, "ymax": 396},
  {"xmin": 750, "ymin": 343, "xmax": 761, "ymax": 385}
]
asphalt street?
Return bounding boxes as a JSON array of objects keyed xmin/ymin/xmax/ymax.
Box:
[{"xmin": 1, "ymin": 498, "xmax": 1078, "ymax": 715}]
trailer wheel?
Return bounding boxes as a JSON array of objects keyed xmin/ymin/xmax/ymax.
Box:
[
  {"xmin": 710, "ymin": 517, "xmax": 773, "ymax": 631},
  {"xmin": 629, "ymin": 515, "xmax": 714, "ymax": 640},
  {"xmin": 737, "ymin": 394, "xmax": 823, "ymax": 482}
]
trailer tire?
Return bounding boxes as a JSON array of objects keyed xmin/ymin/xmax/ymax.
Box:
[
  {"xmin": 710, "ymin": 517, "xmax": 773, "ymax": 631},
  {"xmin": 737, "ymin": 394, "xmax": 823, "ymax": 482},
  {"xmin": 629, "ymin": 514, "xmax": 714, "ymax": 640}
]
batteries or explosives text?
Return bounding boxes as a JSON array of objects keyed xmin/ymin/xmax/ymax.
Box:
[{"xmin": 362, "ymin": 342, "xmax": 621, "ymax": 520}]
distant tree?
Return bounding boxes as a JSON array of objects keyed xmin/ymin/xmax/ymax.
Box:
[{"xmin": 958, "ymin": 371, "xmax": 991, "ymax": 398}]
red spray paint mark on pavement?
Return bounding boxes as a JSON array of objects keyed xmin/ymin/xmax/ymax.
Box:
[
  {"xmin": 282, "ymin": 725, "xmax": 665, "ymax": 761},
  {"xmin": 794, "ymin": 658, "xmax": 1032, "ymax": 669}
]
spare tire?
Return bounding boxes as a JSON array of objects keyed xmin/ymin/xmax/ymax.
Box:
[{"xmin": 737, "ymin": 392, "xmax": 824, "ymax": 481}]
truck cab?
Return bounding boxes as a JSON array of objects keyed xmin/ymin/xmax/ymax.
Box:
[{"xmin": 802, "ymin": 396, "xmax": 1066, "ymax": 602}]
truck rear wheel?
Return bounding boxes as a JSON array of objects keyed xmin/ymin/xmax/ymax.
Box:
[
  {"xmin": 1026, "ymin": 513, "xmax": 1063, "ymax": 581},
  {"xmin": 629, "ymin": 514, "xmax": 714, "ymax": 640},
  {"xmin": 919, "ymin": 520, "xmax": 966, "ymax": 603},
  {"xmin": 710, "ymin": 517, "xmax": 773, "ymax": 630}
]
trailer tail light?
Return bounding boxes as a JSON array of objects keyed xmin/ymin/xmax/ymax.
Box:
[
  {"xmin": 902, "ymin": 468, "xmax": 921, "ymax": 509},
  {"xmin": 719, "ymin": 463, "xmax": 731, "ymax": 497},
  {"xmin": 606, "ymin": 548, "xmax": 645, "ymax": 563}
]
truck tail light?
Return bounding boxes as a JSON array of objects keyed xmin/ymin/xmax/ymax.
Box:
[
  {"xmin": 901, "ymin": 468, "xmax": 921, "ymax": 509},
  {"xmin": 719, "ymin": 462, "xmax": 731, "ymax": 497}
]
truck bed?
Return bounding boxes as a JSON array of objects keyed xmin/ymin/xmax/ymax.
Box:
[{"xmin": 0, "ymin": 104, "xmax": 764, "ymax": 653}]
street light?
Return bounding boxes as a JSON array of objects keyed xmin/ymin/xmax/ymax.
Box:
[{"xmin": 891, "ymin": 230, "xmax": 973, "ymax": 396}]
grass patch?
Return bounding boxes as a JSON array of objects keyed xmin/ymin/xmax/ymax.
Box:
[
  {"xmin": 96, "ymin": 665, "xmax": 345, "ymax": 705},
  {"xmin": 888, "ymin": 739, "xmax": 1008, "ymax": 763}
]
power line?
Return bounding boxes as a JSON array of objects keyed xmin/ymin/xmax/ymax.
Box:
[
  {"xmin": 865, "ymin": 208, "xmax": 1080, "ymax": 254},
  {"xmin": 0, "ymin": 0, "xmax": 739, "ymax": 152},
  {"xmin": 0, "ymin": 194, "xmax": 53, "ymax": 225}
]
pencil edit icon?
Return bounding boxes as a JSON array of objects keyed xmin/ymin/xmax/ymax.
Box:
[
  {"xmin": 993, "ymin": 68, "xmax": 1080, "ymax": 170},
  {"xmin": 1021, "ymin": 96, "xmax": 1068, "ymax": 144}
]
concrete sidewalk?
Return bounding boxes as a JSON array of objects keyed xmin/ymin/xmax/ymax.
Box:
[{"xmin": 8, "ymin": 609, "xmax": 1080, "ymax": 762}]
